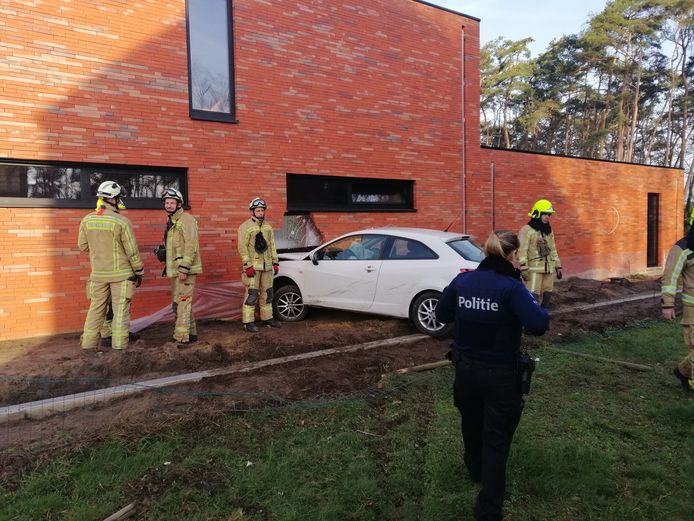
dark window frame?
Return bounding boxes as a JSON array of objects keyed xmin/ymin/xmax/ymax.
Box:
[
  {"xmin": 185, "ymin": 0, "xmax": 238, "ymax": 123},
  {"xmin": 647, "ymin": 193, "xmax": 660, "ymax": 267},
  {"xmin": 0, "ymin": 159, "xmax": 188, "ymax": 209},
  {"xmin": 286, "ymin": 173, "xmax": 415, "ymax": 212}
]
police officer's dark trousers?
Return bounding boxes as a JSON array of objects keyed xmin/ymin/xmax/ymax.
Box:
[{"xmin": 454, "ymin": 356, "xmax": 523, "ymax": 521}]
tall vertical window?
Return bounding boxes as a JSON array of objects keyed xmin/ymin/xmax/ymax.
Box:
[
  {"xmin": 186, "ymin": 0, "xmax": 236, "ymax": 122},
  {"xmin": 647, "ymin": 193, "xmax": 660, "ymax": 267}
]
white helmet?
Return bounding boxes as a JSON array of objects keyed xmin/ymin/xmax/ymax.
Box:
[
  {"xmin": 161, "ymin": 187, "xmax": 184, "ymax": 205},
  {"xmin": 249, "ymin": 197, "xmax": 267, "ymax": 210},
  {"xmin": 96, "ymin": 181, "xmax": 124, "ymax": 199}
]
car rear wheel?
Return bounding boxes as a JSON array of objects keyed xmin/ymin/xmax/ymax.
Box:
[
  {"xmin": 411, "ymin": 291, "xmax": 452, "ymax": 337},
  {"xmin": 273, "ymin": 284, "xmax": 308, "ymax": 322}
]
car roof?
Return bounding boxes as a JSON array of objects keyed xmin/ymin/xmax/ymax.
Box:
[{"xmin": 346, "ymin": 227, "xmax": 472, "ymax": 241}]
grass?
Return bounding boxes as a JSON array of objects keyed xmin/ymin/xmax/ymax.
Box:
[{"xmin": 2, "ymin": 319, "xmax": 692, "ymax": 520}]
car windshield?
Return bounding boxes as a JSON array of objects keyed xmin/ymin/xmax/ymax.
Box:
[{"xmin": 446, "ymin": 237, "xmax": 485, "ymax": 262}]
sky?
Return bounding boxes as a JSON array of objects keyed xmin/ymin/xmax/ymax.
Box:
[{"xmin": 428, "ymin": 0, "xmax": 610, "ymax": 56}]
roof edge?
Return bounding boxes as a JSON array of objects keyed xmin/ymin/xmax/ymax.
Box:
[
  {"xmin": 411, "ymin": 0, "xmax": 480, "ymax": 22},
  {"xmin": 481, "ymin": 145, "xmax": 684, "ymax": 171}
]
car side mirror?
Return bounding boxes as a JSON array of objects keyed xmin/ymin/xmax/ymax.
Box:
[{"xmin": 311, "ymin": 251, "xmax": 319, "ymax": 265}]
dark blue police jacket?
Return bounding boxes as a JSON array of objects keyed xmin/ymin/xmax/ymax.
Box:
[{"xmin": 435, "ymin": 256, "xmax": 549, "ymax": 363}]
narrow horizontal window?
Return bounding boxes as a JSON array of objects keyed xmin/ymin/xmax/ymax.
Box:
[
  {"xmin": 287, "ymin": 173, "xmax": 415, "ymax": 212},
  {"xmin": 186, "ymin": 0, "xmax": 236, "ymax": 122},
  {"xmin": 0, "ymin": 160, "xmax": 187, "ymax": 209}
]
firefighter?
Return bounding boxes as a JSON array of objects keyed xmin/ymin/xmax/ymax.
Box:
[
  {"xmin": 237, "ymin": 197, "xmax": 281, "ymax": 332},
  {"xmin": 662, "ymin": 209, "xmax": 694, "ymax": 393},
  {"xmin": 78, "ymin": 181, "xmax": 144, "ymax": 351},
  {"xmin": 518, "ymin": 199, "xmax": 562, "ymax": 309},
  {"xmin": 158, "ymin": 187, "xmax": 202, "ymax": 345}
]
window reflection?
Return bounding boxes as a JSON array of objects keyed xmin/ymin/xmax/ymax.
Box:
[
  {"xmin": 188, "ymin": 0, "xmax": 232, "ymax": 115},
  {"xmin": 0, "ymin": 161, "xmax": 187, "ymax": 208}
]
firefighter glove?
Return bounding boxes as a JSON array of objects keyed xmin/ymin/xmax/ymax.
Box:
[
  {"xmin": 556, "ymin": 268, "xmax": 563, "ymax": 280},
  {"xmin": 273, "ymin": 263, "xmax": 279, "ymax": 275},
  {"xmin": 245, "ymin": 266, "xmax": 256, "ymax": 278},
  {"xmin": 135, "ymin": 275, "xmax": 143, "ymax": 288}
]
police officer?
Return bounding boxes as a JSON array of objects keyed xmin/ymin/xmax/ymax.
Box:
[
  {"xmin": 237, "ymin": 197, "xmax": 281, "ymax": 332},
  {"xmin": 436, "ymin": 230, "xmax": 549, "ymax": 521},
  {"xmin": 518, "ymin": 199, "xmax": 562, "ymax": 309},
  {"xmin": 662, "ymin": 209, "xmax": 694, "ymax": 393},
  {"xmin": 78, "ymin": 181, "xmax": 144, "ymax": 351},
  {"xmin": 160, "ymin": 187, "xmax": 202, "ymax": 345}
]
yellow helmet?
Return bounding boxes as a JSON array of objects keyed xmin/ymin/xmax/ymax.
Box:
[{"xmin": 528, "ymin": 199, "xmax": 555, "ymax": 218}]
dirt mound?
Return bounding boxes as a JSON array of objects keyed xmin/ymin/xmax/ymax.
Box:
[
  {"xmin": 0, "ymin": 277, "xmax": 662, "ymax": 407},
  {"xmin": 0, "ymin": 276, "xmax": 667, "ymax": 485}
]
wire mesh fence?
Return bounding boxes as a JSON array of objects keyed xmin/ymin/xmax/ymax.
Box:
[{"xmin": 0, "ymin": 367, "xmax": 450, "ymax": 483}]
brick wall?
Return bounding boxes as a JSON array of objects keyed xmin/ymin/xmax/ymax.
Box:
[
  {"xmin": 0, "ymin": 0, "xmax": 682, "ymax": 341},
  {"xmin": 0, "ymin": 0, "xmax": 481, "ymax": 339},
  {"xmin": 470, "ymin": 147, "xmax": 683, "ymax": 279}
]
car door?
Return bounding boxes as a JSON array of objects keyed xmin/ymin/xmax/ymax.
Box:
[
  {"xmin": 372, "ymin": 237, "xmax": 441, "ymax": 317},
  {"xmin": 301, "ymin": 234, "xmax": 387, "ymax": 311}
]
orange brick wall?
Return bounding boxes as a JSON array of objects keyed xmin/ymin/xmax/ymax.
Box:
[
  {"xmin": 0, "ymin": 0, "xmax": 681, "ymax": 341},
  {"xmin": 0, "ymin": 0, "xmax": 481, "ymax": 339},
  {"xmin": 469, "ymin": 147, "xmax": 683, "ymax": 278}
]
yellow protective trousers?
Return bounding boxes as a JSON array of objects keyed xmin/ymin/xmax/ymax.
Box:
[
  {"xmin": 81, "ymin": 279, "xmax": 135, "ymax": 350},
  {"xmin": 242, "ymin": 270, "xmax": 274, "ymax": 324},
  {"xmin": 524, "ymin": 271, "xmax": 554, "ymax": 302},
  {"xmin": 171, "ymin": 274, "xmax": 197, "ymax": 342},
  {"xmin": 678, "ymin": 306, "xmax": 694, "ymax": 382}
]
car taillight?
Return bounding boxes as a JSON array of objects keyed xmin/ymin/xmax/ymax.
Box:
[{"xmin": 460, "ymin": 268, "xmax": 473, "ymax": 273}]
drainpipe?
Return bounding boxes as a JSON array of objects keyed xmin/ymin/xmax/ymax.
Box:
[
  {"xmin": 490, "ymin": 161, "xmax": 495, "ymax": 230},
  {"xmin": 461, "ymin": 28, "xmax": 467, "ymax": 234}
]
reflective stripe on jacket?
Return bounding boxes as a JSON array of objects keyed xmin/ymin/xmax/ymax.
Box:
[
  {"xmin": 518, "ymin": 225, "xmax": 561, "ymax": 274},
  {"xmin": 78, "ymin": 207, "xmax": 144, "ymax": 282},
  {"xmin": 165, "ymin": 209, "xmax": 202, "ymax": 278},
  {"xmin": 662, "ymin": 237, "xmax": 694, "ymax": 308},
  {"xmin": 237, "ymin": 217, "xmax": 278, "ymax": 271}
]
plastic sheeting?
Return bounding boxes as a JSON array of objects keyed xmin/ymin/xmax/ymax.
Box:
[
  {"xmin": 129, "ymin": 281, "xmax": 246, "ymax": 333},
  {"xmin": 130, "ymin": 214, "xmax": 322, "ymax": 333}
]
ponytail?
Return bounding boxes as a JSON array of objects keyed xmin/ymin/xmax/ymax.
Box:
[{"xmin": 483, "ymin": 230, "xmax": 520, "ymax": 259}]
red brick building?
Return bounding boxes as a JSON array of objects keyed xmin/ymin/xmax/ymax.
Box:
[{"xmin": 0, "ymin": 0, "xmax": 682, "ymax": 340}]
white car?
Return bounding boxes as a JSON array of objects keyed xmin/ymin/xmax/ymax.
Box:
[{"xmin": 272, "ymin": 227, "xmax": 484, "ymax": 336}]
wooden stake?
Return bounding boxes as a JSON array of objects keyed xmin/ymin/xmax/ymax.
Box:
[
  {"xmin": 545, "ymin": 347, "xmax": 653, "ymax": 371},
  {"xmin": 102, "ymin": 503, "xmax": 135, "ymax": 521}
]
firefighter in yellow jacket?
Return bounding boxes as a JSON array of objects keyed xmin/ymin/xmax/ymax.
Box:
[
  {"xmin": 238, "ymin": 197, "xmax": 281, "ymax": 332},
  {"xmin": 662, "ymin": 209, "xmax": 694, "ymax": 393},
  {"xmin": 78, "ymin": 181, "xmax": 144, "ymax": 351},
  {"xmin": 159, "ymin": 188, "xmax": 202, "ymax": 345},
  {"xmin": 518, "ymin": 199, "xmax": 562, "ymax": 309}
]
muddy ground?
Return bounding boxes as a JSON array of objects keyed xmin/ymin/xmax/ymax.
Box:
[{"xmin": 0, "ymin": 276, "xmax": 664, "ymax": 482}]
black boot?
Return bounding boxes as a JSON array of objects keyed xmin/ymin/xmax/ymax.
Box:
[
  {"xmin": 673, "ymin": 367, "xmax": 694, "ymax": 393},
  {"xmin": 243, "ymin": 322, "xmax": 259, "ymax": 333},
  {"xmin": 541, "ymin": 291, "xmax": 552, "ymax": 310},
  {"xmin": 261, "ymin": 319, "xmax": 282, "ymax": 328}
]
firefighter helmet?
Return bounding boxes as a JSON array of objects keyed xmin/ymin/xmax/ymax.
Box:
[
  {"xmin": 528, "ymin": 199, "xmax": 555, "ymax": 218},
  {"xmin": 161, "ymin": 187, "xmax": 184, "ymax": 205},
  {"xmin": 96, "ymin": 181, "xmax": 124, "ymax": 199},
  {"xmin": 249, "ymin": 197, "xmax": 267, "ymax": 210}
]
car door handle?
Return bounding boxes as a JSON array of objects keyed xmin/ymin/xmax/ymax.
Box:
[{"xmin": 365, "ymin": 266, "xmax": 376, "ymax": 272}]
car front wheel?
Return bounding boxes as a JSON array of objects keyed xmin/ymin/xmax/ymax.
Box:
[
  {"xmin": 273, "ymin": 284, "xmax": 308, "ymax": 322},
  {"xmin": 411, "ymin": 291, "xmax": 452, "ymax": 337}
]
